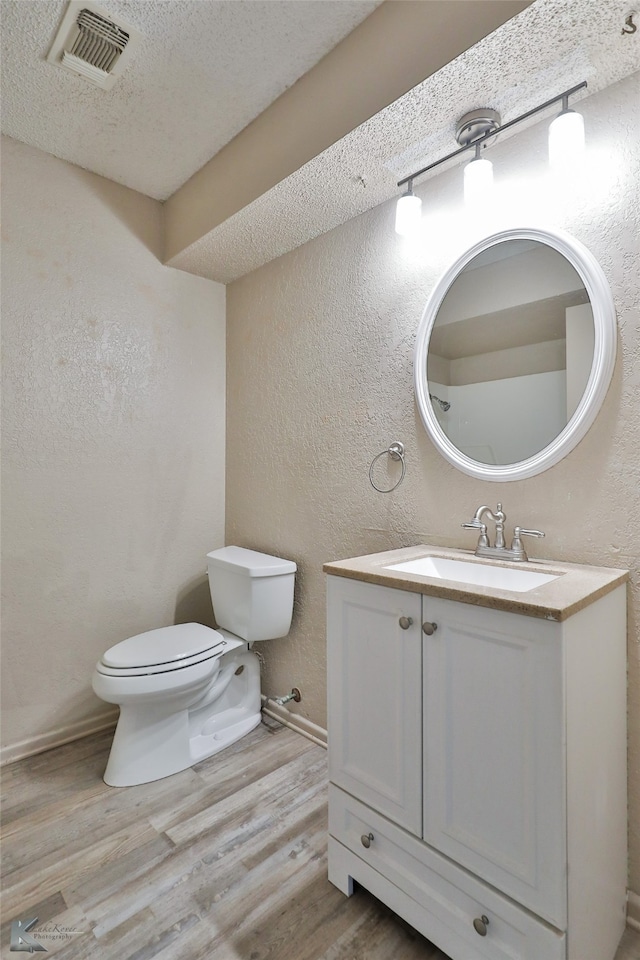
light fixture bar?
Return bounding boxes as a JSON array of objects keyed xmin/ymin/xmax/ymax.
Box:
[{"xmin": 397, "ymin": 81, "xmax": 587, "ymax": 190}]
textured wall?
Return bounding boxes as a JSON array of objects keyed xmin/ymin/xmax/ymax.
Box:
[
  {"xmin": 1, "ymin": 137, "xmax": 226, "ymax": 754},
  {"xmin": 227, "ymin": 75, "xmax": 640, "ymax": 891}
]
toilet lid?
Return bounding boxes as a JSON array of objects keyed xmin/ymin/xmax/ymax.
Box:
[{"xmin": 102, "ymin": 623, "xmax": 225, "ymax": 669}]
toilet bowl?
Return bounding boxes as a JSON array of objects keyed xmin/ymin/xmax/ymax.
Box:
[{"xmin": 92, "ymin": 547, "xmax": 296, "ymax": 786}]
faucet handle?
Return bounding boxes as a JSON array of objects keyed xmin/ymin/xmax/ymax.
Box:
[
  {"xmin": 462, "ymin": 520, "xmax": 489, "ymax": 548},
  {"xmin": 510, "ymin": 527, "xmax": 545, "ymax": 561},
  {"xmin": 514, "ymin": 527, "xmax": 545, "ymax": 539}
]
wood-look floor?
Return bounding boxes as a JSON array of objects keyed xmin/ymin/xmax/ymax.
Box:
[{"xmin": 1, "ymin": 719, "xmax": 638, "ymax": 960}]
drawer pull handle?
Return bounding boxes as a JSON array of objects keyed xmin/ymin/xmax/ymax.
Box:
[
  {"xmin": 473, "ymin": 915, "xmax": 490, "ymax": 937},
  {"xmin": 360, "ymin": 832, "xmax": 374, "ymax": 848},
  {"xmin": 422, "ymin": 621, "xmax": 438, "ymax": 636},
  {"xmin": 399, "ymin": 617, "xmax": 413, "ymax": 630}
]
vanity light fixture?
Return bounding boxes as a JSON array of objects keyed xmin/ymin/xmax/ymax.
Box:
[
  {"xmin": 464, "ymin": 143, "xmax": 494, "ymax": 206},
  {"xmin": 394, "ymin": 81, "xmax": 587, "ymax": 233},
  {"xmin": 394, "ymin": 180, "xmax": 422, "ymax": 237},
  {"xmin": 457, "ymin": 108, "xmax": 499, "ymax": 208},
  {"xmin": 548, "ymin": 94, "xmax": 585, "ymax": 172}
]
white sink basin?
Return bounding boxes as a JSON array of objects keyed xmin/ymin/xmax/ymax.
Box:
[{"xmin": 384, "ymin": 556, "xmax": 560, "ymax": 593}]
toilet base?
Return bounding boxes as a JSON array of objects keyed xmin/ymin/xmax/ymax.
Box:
[
  {"xmin": 189, "ymin": 710, "xmax": 262, "ymax": 766},
  {"xmin": 103, "ymin": 647, "xmax": 262, "ymax": 786}
]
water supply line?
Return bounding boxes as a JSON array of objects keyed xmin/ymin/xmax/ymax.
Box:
[{"xmin": 265, "ymin": 688, "xmax": 301, "ymax": 707}]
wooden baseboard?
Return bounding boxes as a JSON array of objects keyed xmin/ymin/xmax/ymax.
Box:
[
  {"xmin": 261, "ymin": 697, "xmax": 327, "ymax": 748},
  {"xmin": 627, "ymin": 890, "xmax": 640, "ymax": 932},
  {"xmin": 0, "ymin": 711, "xmax": 118, "ymax": 766}
]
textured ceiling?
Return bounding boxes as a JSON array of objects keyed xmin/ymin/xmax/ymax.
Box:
[
  {"xmin": 2, "ymin": 0, "xmax": 639, "ymax": 284},
  {"xmin": 0, "ymin": 0, "xmax": 381, "ymax": 200},
  {"xmin": 167, "ymin": 0, "xmax": 640, "ymax": 282}
]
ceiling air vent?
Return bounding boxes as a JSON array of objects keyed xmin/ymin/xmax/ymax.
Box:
[{"xmin": 46, "ymin": 1, "xmax": 141, "ymax": 90}]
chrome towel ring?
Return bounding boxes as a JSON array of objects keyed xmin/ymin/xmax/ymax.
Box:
[{"xmin": 369, "ymin": 441, "xmax": 406, "ymax": 494}]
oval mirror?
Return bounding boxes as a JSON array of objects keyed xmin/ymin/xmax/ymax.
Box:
[{"xmin": 414, "ymin": 227, "xmax": 617, "ymax": 481}]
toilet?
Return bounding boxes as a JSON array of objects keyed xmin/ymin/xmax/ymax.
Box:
[{"xmin": 92, "ymin": 546, "xmax": 296, "ymax": 786}]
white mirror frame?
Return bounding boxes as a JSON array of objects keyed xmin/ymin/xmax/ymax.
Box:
[{"xmin": 414, "ymin": 227, "xmax": 617, "ymax": 481}]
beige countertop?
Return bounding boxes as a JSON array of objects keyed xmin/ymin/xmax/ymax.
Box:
[{"xmin": 323, "ymin": 545, "xmax": 628, "ymax": 622}]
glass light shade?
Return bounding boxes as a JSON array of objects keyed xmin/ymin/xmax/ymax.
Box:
[
  {"xmin": 548, "ymin": 109, "xmax": 585, "ymax": 171},
  {"xmin": 464, "ymin": 156, "xmax": 493, "ymax": 206},
  {"xmin": 395, "ymin": 192, "xmax": 422, "ymax": 237}
]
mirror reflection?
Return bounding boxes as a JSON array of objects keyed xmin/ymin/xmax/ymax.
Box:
[{"xmin": 426, "ymin": 240, "xmax": 594, "ymax": 465}]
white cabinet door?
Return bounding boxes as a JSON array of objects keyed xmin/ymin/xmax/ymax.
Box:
[
  {"xmin": 327, "ymin": 576, "xmax": 422, "ymax": 835},
  {"xmin": 422, "ymin": 596, "xmax": 567, "ymax": 928}
]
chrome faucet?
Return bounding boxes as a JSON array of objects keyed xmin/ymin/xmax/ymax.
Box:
[{"xmin": 462, "ymin": 503, "xmax": 545, "ymax": 561}]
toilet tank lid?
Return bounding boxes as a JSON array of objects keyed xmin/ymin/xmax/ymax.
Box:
[{"xmin": 206, "ymin": 546, "xmax": 296, "ymax": 577}]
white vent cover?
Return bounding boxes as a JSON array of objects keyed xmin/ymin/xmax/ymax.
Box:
[{"xmin": 46, "ymin": 1, "xmax": 141, "ymax": 90}]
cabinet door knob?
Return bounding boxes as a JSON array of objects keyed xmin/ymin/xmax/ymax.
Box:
[
  {"xmin": 473, "ymin": 915, "xmax": 490, "ymax": 936},
  {"xmin": 360, "ymin": 832, "xmax": 374, "ymax": 848},
  {"xmin": 398, "ymin": 616, "xmax": 413, "ymax": 630},
  {"xmin": 422, "ymin": 621, "xmax": 438, "ymax": 635}
]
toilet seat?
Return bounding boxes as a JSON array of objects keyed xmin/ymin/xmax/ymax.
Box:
[{"xmin": 96, "ymin": 622, "xmax": 230, "ymax": 677}]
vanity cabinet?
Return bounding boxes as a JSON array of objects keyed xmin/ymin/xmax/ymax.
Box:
[{"xmin": 326, "ymin": 570, "xmax": 627, "ymax": 960}]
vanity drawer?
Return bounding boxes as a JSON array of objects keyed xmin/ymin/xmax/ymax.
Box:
[{"xmin": 329, "ymin": 785, "xmax": 565, "ymax": 960}]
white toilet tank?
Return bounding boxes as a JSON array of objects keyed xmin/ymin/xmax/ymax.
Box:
[{"xmin": 206, "ymin": 546, "xmax": 296, "ymax": 642}]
